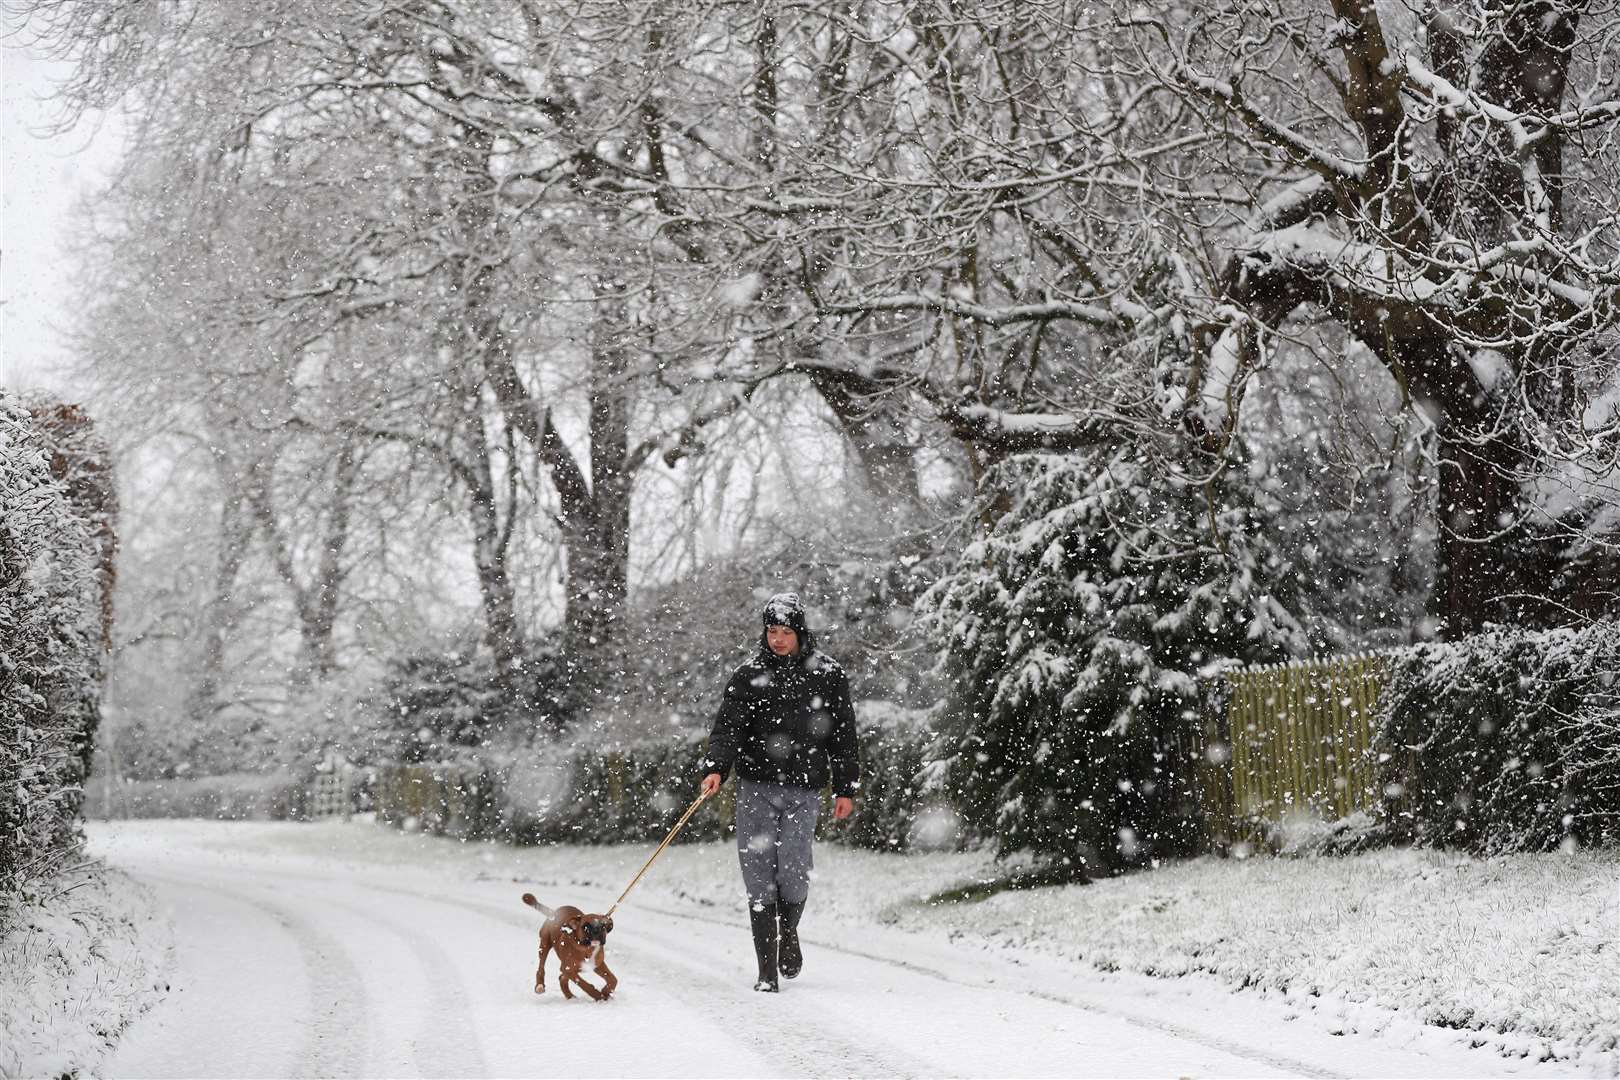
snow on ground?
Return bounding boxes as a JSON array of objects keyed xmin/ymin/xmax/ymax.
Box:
[
  {"xmin": 72, "ymin": 819, "xmax": 1620, "ymax": 1078},
  {"xmin": 894, "ymin": 848, "xmax": 1620, "ymax": 1070},
  {"xmin": 0, "ymin": 859, "xmax": 171, "ymax": 1078}
]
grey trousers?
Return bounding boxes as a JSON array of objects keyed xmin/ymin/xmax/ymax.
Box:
[{"xmin": 735, "ymin": 780, "xmax": 820, "ymax": 907}]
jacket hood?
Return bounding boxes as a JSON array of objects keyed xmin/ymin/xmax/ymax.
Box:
[{"xmin": 759, "ymin": 591, "xmax": 816, "ymax": 657}]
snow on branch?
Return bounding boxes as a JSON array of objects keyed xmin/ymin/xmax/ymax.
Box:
[
  {"xmin": 822, "ymin": 291, "xmax": 1123, "ymax": 329},
  {"xmin": 935, "ymin": 402, "xmax": 1125, "ymax": 452},
  {"xmin": 1395, "ymin": 55, "xmax": 1565, "ymax": 232},
  {"xmin": 1170, "ymin": 64, "xmax": 1365, "ymax": 188}
]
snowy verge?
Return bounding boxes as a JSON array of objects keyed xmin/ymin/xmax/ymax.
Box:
[
  {"xmin": 0, "ymin": 860, "xmax": 171, "ymax": 1079},
  {"xmin": 892, "ymin": 847, "xmax": 1620, "ymax": 1071}
]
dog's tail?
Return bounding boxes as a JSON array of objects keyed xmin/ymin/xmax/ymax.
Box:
[{"xmin": 521, "ymin": 892, "xmax": 555, "ymax": 918}]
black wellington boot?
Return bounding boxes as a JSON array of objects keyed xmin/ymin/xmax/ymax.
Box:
[
  {"xmin": 778, "ymin": 901, "xmax": 805, "ymax": 979},
  {"xmin": 749, "ymin": 903, "xmax": 780, "ymax": 992}
]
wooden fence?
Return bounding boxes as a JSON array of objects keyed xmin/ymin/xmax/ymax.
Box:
[{"xmin": 1198, "ymin": 654, "xmax": 1392, "ymax": 848}]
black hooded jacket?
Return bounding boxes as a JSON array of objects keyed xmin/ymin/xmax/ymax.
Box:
[{"xmin": 701, "ymin": 596, "xmax": 861, "ymax": 798}]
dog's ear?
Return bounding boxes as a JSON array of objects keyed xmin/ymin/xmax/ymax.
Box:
[{"xmin": 603, "ymin": 916, "xmax": 614, "ymax": 934}]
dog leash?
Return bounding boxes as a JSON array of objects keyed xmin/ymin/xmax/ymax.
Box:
[{"xmin": 604, "ymin": 789, "xmax": 713, "ymax": 918}]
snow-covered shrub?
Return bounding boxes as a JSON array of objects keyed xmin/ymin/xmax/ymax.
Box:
[
  {"xmin": 83, "ymin": 769, "xmax": 303, "ymax": 821},
  {"xmin": 919, "ymin": 447, "xmax": 1309, "ymax": 875},
  {"xmin": 373, "ymin": 761, "xmax": 504, "ymax": 839},
  {"xmin": 837, "ymin": 702, "xmax": 953, "ymax": 851},
  {"xmin": 22, "ymin": 400, "xmax": 118, "ymax": 654},
  {"xmin": 369, "ymin": 643, "xmax": 572, "ymax": 763},
  {"xmin": 1377, "ymin": 622, "xmax": 1620, "ymax": 852},
  {"xmin": 510, "ymin": 735, "xmax": 723, "ymax": 845},
  {"xmin": 0, "ymin": 394, "xmax": 104, "ymax": 913},
  {"xmin": 374, "ymin": 702, "xmax": 943, "ymax": 850}
]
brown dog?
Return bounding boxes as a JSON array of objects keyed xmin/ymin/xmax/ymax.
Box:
[{"xmin": 521, "ymin": 893, "xmax": 617, "ymax": 1001}]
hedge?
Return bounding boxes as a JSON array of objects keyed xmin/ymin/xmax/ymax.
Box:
[
  {"xmin": 1376, "ymin": 621, "xmax": 1620, "ymax": 853},
  {"xmin": 1, "ymin": 396, "xmax": 106, "ymax": 918}
]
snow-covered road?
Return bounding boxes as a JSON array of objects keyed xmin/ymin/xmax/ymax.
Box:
[{"xmin": 90, "ymin": 822, "xmax": 1578, "ymax": 1078}]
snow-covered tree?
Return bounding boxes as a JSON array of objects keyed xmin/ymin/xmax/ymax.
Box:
[
  {"xmin": 749, "ymin": 0, "xmax": 1620, "ymax": 638},
  {"xmin": 23, "ymin": 0, "xmax": 816, "ymax": 702},
  {"xmin": 920, "ymin": 446, "xmax": 1309, "ymax": 873}
]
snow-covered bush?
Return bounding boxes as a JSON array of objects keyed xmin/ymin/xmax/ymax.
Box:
[
  {"xmin": 1377, "ymin": 622, "xmax": 1620, "ymax": 853},
  {"xmin": 837, "ymin": 701, "xmax": 957, "ymax": 851},
  {"xmin": 368, "ymin": 643, "xmax": 573, "ymax": 763},
  {"xmin": 373, "ymin": 760, "xmax": 505, "ymax": 838},
  {"xmin": 0, "ymin": 394, "xmax": 104, "ymax": 914},
  {"xmin": 83, "ymin": 769, "xmax": 304, "ymax": 822},
  {"xmin": 919, "ymin": 448, "xmax": 1310, "ymax": 875},
  {"xmin": 373, "ymin": 702, "xmax": 943, "ymax": 850}
]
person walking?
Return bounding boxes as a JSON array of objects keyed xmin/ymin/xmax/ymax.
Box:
[{"xmin": 699, "ymin": 592, "xmax": 859, "ymax": 992}]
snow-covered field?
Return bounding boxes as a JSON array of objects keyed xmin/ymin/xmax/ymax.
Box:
[{"xmin": 9, "ymin": 819, "xmax": 1614, "ymax": 1077}]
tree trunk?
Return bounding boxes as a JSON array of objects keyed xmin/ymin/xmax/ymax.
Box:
[
  {"xmin": 1374, "ymin": 334, "xmax": 1548, "ymax": 638},
  {"xmin": 246, "ymin": 438, "xmax": 358, "ymax": 687},
  {"xmin": 305, "ymin": 436, "xmax": 358, "ymax": 678},
  {"xmin": 464, "ymin": 410, "xmax": 528, "ymax": 687},
  {"xmin": 447, "ymin": 128, "xmax": 637, "ymax": 701},
  {"xmin": 807, "ymin": 368, "xmax": 924, "ymax": 512},
  {"xmin": 553, "ymin": 291, "xmax": 634, "ymax": 696},
  {"xmin": 186, "ymin": 474, "xmax": 255, "ymax": 725}
]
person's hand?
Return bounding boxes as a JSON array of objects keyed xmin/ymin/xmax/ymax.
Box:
[
  {"xmin": 833, "ymin": 796, "xmax": 855, "ymax": 821},
  {"xmin": 700, "ymin": 773, "xmax": 722, "ymax": 798}
]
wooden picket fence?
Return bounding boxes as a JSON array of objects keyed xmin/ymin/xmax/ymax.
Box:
[{"xmin": 1197, "ymin": 654, "xmax": 1393, "ymax": 848}]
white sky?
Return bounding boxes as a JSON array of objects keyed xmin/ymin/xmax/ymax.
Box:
[{"xmin": 2, "ymin": 37, "xmax": 128, "ymax": 399}]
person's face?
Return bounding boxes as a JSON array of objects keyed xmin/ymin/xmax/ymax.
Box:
[{"xmin": 766, "ymin": 624, "xmax": 800, "ymax": 656}]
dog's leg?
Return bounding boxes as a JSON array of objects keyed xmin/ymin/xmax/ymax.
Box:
[
  {"xmin": 560, "ymin": 961, "xmax": 599, "ymax": 1001},
  {"xmin": 535, "ymin": 932, "xmax": 551, "ymax": 994},
  {"xmin": 569, "ymin": 972, "xmax": 605, "ymax": 1002},
  {"xmin": 593, "ymin": 947, "xmax": 617, "ymax": 1000}
]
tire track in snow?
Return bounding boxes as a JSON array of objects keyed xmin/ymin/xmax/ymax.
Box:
[
  {"xmin": 372, "ymin": 880, "xmax": 939, "ymax": 1080},
  {"xmin": 345, "ymin": 877, "xmax": 935, "ymax": 1079},
  {"xmin": 141, "ymin": 868, "xmax": 373, "ymax": 1078},
  {"xmin": 288, "ymin": 881, "xmax": 493, "ymax": 1077},
  {"xmin": 616, "ymin": 895, "xmax": 1347, "ymax": 1080},
  {"xmin": 599, "ymin": 911, "xmax": 938, "ymax": 1078}
]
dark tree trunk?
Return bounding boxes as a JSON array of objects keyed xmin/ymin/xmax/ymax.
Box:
[
  {"xmin": 447, "ymin": 128, "xmax": 638, "ymax": 703},
  {"xmin": 1195, "ymin": 2, "xmax": 1593, "ymax": 638},
  {"xmin": 545, "ymin": 291, "xmax": 634, "ymax": 697},
  {"xmin": 807, "ymin": 368, "xmax": 924, "ymax": 511},
  {"xmin": 1430, "ymin": 420, "xmax": 1529, "ymax": 637}
]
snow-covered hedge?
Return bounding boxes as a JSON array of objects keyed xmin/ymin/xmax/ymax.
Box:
[
  {"xmin": 374, "ymin": 702, "xmax": 947, "ymax": 850},
  {"xmin": 0, "ymin": 394, "xmax": 105, "ymax": 916},
  {"xmin": 1377, "ymin": 621, "xmax": 1620, "ymax": 853}
]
